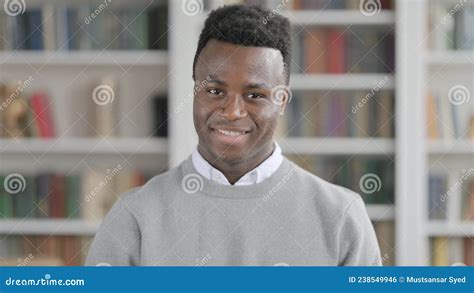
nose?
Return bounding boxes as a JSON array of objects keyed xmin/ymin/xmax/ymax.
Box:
[{"xmin": 221, "ymin": 93, "xmax": 247, "ymax": 121}]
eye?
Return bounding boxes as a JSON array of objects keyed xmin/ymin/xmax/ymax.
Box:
[
  {"xmin": 246, "ymin": 93, "xmax": 265, "ymax": 100},
  {"xmin": 207, "ymin": 88, "xmax": 224, "ymax": 96}
]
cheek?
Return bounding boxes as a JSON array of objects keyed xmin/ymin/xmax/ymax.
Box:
[
  {"xmin": 252, "ymin": 105, "xmax": 279, "ymax": 133},
  {"xmin": 194, "ymin": 98, "xmax": 213, "ymax": 132}
]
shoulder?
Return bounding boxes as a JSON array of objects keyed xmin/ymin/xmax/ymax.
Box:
[
  {"xmin": 285, "ymin": 157, "xmax": 365, "ymax": 216},
  {"xmin": 118, "ymin": 164, "xmax": 183, "ymax": 213}
]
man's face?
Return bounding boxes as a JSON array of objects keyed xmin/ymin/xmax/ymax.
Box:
[{"xmin": 193, "ymin": 39, "xmax": 288, "ymax": 165}]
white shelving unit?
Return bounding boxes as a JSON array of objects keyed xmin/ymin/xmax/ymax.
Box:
[
  {"xmin": 279, "ymin": 137, "xmax": 395, "ymax": 155},
  {"xmin": 0, "ymin": 51, "xmax": 169, "ymax": 66},
  {"xmin": 1, "ymin": 0, "xmax": 471, "ymax": 266},
  {"xmin": 395, "ymin": 0, "xmax": 473, "ymax": 265},
  {"xmin": 290, "ymin": 74, "xmax": 395, "ymax": 90},
  {"xmin": 282, "ymin": 9, "xmax": 395, "ymax": 25}
]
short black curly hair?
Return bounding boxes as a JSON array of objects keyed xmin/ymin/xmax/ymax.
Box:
[{"xmin": 192, "ymin": 4, "xmax": 292, "ymax": 84}]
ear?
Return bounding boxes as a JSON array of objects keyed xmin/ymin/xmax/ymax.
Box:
[{"xmin": 278, "ymin": 87, "xmax": 290, "ymax": 116}]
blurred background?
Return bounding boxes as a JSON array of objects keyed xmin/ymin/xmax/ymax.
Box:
[{"xmin": 0, "ymin": 0, "xmax": 472, "ymax": 266}]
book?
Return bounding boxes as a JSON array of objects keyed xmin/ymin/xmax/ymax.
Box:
[
  {"xmin": 428, "ymin": 173, "xmax": 448, "ymax": 220},
  {"xmin": 431, "ymin": 237, "xmax": 449, "ymax": 266},
  {"xmin": 30, "ymin": 91, "xmax": 55, "ymax": 138},
  {"xmin": 152, "ymin": 94, "xmax": 168, "ymax": 137},
  {"xmin": 327, "ymin": 30, "xmax": 345, "ymax": 74},
  {"xmin": 3, "ymin": 3, "xmax": 168, "ymax": 51},
  {"xmin": 462, "ymin": 178, "xmax": 474, "ymax": 221},
  {"xmin": 303, "ymin": 29, "xmax": 327, "ymax": 74},
  {"xmin": 374, "ymin": 221, "xmax": 395, "ymax": 266}
]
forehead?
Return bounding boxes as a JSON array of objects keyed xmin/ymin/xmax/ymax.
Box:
[{"xmin": 195, "ymin": 39, "xmax": 285, "ymax": 85}]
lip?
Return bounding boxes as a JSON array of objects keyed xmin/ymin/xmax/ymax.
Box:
[
  {"xmin": 210, "ymin": 127, "xmax": 251, "ymax": 145},
  {"xmin": 210, "ymin": 127, "xmax": 251, "ymax": 133}
]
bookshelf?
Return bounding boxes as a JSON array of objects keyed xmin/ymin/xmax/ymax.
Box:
[
  {"xmin": 422, "ymin": 0, "xmax": 473, "ymax": 266},
  {"xmin": 0, "ymin": 0, "xmax": 471, "ymax": 266}
]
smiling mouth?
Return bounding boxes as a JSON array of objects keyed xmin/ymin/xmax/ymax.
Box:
[{"xmin": 211, "ymin": 128, "xmax": 251, "ymax": 137}]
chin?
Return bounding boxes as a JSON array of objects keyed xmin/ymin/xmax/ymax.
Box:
[{"xmin": 213, "ymin": 148, "xmax": 245, "ymax": 163}]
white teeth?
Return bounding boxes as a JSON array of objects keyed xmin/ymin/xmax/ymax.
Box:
[{"xmin": 217, "ymin": 129, "xmax": 245, "ymax": 136}]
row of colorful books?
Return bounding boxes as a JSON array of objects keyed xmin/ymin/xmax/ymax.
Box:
[
  {"xmin": 291, "ymin": 28, "xmax": 395, "ymax": 74},
  {"xmin": 0, "ymin": 2, "xmax": 168, "ymax": 51},
  {"xmin": 276, "ymin": 91, "xmax": 394, "ymax": 138},
  {"xmin": 0, "ymin": 170, "xmax": 153, "ymax": 221},
  {"xmin": 0, "ymin": 86, "xmax": 55, "ymax": 138},
  {"xmin": 427, "ymin": 94, "xmax": 474, "ymax": 140},
  {"xmin": 428, "ymin": 172, "xmax": 474, "ymax": 221},
  {"xmin": 431, "ymin": 237, "xmax": 473, "ymax": 266},
  {"xmin": 0, "ymin": 80, "xmax": 168, "ymax": 138},
  {"xmin": 0, "ymin": 236, "xmax": 91, "ymax": 266},
  {"xmin": 429, "ymin": 2, "xmax": 474, "ymax": 50},
  {"xmin": 286, "ymin": 155, "xmax": 395, "ymax": 204}
]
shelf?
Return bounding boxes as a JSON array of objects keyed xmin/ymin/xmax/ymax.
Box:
[
  {"xmin": 0, "ymin": 50, "xmax": 168, "ymax": 66},
  {"xmin": 283, "ymin": 10, "xmax": 395, "ymax": 26},
  {"xmin": 366, "ymin": 204, "xmax": 395, "ymax": 221},
  {"xmin": 0, "ymin": 138, "xmax": 168, "ymax": 155},
  {"xmin": 0, "ymin": 219, "xmax": 100, "ymax": 236},
  {"xmin": 279, "ymin": 137, "xmax": 395, "ymax": 155},
  {"xmin": 426, "ymin": 51, "xmax": 474, "ymax": 66},
  {"xmin": 290, "ymin": 74, "xmax": 395, "ymax": 90},
  {"xmin": 426, "ymin": 221, "xmax": 474, "ymax": 237},
  {"xmin": 427, "ymin": 140, "xmax": 474, "ymax": 155}
]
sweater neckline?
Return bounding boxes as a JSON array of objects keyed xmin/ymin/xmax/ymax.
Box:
[{"xmin": 180, "ymin": 154, "xmax": 296, "ymax": 199}]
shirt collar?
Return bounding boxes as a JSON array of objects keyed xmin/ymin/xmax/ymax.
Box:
[{"xmin": 191, "ymin": 142, "xmax": 283, "ymax": 186}]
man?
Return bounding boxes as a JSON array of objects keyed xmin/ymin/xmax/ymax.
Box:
[{"xmin": 86, "ymin": 5, "xmax": 382, "ymax": 266}]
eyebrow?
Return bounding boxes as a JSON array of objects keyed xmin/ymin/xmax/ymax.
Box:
[
  {"xmin": 206, "ymin": 74, "xmax": 271, "ymax": 90},
  {"xmin": 206, "ymin": 74, "xmax": 227, "ymax": 86}
]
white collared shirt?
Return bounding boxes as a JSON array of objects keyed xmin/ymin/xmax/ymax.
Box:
[{"xmin": 191, "ymin": 142, "xmax": 283, "ymax": 185}]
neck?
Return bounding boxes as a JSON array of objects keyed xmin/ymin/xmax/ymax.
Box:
[{"xmin": 198, "ymin": 142, "xmax": 275, "ymax": 185}]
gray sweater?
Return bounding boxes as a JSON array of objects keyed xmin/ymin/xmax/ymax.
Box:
[{"xmin": 85, "ymin": 155, "xmax": 382, "ymax": 266}]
